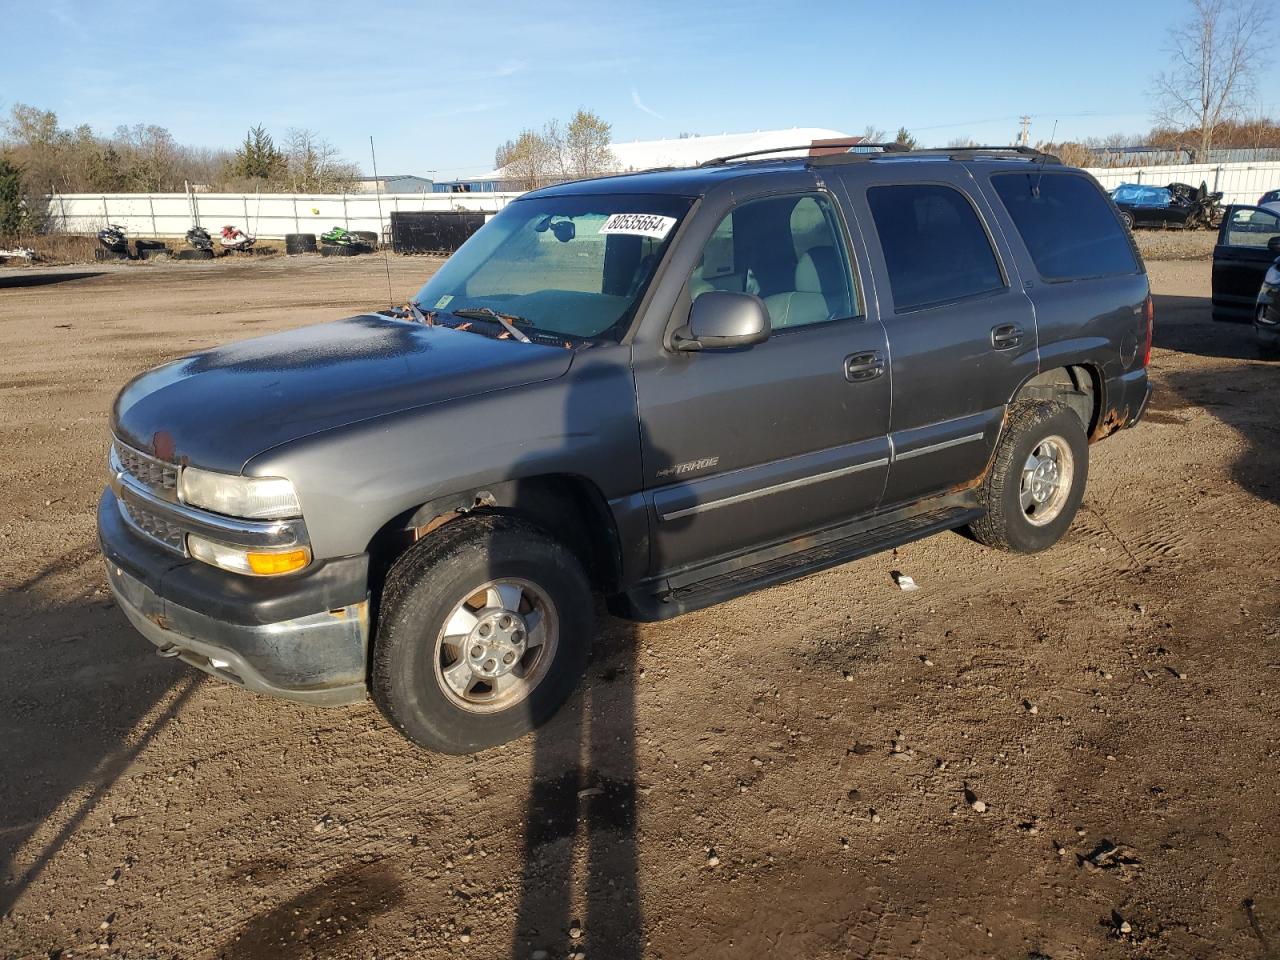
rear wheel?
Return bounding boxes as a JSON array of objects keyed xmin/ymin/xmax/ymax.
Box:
[
  {"xmin": 372, "ymin": 514, "xmax": 593, "ymax": 753},
  {"xmin": 967, "ymin": 400, "xmax": 1089, "ymax": 553}
]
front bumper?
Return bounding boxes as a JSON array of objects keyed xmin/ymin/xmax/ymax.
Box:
[{"xmin": 100, "ymin": 490, "xmax": 370, "ymax": 706}]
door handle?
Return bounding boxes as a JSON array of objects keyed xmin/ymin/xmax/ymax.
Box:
[
  {"xmin": 844, "ymin": 351, "xmax": 885, "ymax": 382},
  {"xmin": 990, "ymin": 324, "xmax": 1024, "ymax": 350}
]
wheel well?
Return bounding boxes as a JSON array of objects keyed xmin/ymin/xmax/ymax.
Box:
[
  {"xmin": 1012, "ymin": 364, "xmax": 1101, "ymax": 436},
  {"xmin": 366, "ymin": 475, "xmax": 623, "ymax": 597}
]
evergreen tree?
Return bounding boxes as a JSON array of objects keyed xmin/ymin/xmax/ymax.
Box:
[{"xmin": 0, "ymin": 158, "xmax": 25, "ymax": 238}]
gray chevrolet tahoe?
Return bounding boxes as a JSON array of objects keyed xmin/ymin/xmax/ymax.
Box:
[{"xmin": 100, "ymin": 145, "xmax": 1153, "ymax": 753}]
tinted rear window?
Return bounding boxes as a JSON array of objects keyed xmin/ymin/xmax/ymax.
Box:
[
  {"xmin": 992, "ymin": 173, "xmax": 1137, "ymax": 281},
  {"xmin": 866, "ymin": 184, "xmax": 1005, "ymax": 312}
]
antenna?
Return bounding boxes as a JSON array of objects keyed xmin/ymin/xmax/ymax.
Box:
[
  {"xmin": 369, "ymin": 135, "xmax": 394, "ymax": 307},
  {"xmin": 1033, "ymin": 120, "xmax": 1058, "ymax": 198}
]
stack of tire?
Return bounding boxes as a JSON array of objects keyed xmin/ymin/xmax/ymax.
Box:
[
  {"xmin": 134, "ymin": 239, "xmax": 169, "ymax": 261},
  {"xmin": 285, "ymin": 233, "xmax": 318, "ymax": 255},
  {"xmin": 176, "ymin": 248, "xmax": 214, "ymax": 261}
]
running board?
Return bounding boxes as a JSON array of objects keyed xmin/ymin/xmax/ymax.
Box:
[{"xmin": 613, "ymin": 501, "xmax": 981, "ymax": 622}]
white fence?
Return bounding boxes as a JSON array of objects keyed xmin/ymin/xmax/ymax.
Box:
[
  {"xmin": 44, "ymin": 190, "xmax": 520, "ymax": 240},
  {"xmin": 42, "ymin": 159, "xmax": 1280, "ymax": 239},
  {"xmin": 1085, "ymin": 161, "xmax": 1280, "ymax": 205}
]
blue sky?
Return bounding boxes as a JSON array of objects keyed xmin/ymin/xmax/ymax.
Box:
[{"xmin": 4, "ymin": 0, "xmax": 1278, "ymax": 178}]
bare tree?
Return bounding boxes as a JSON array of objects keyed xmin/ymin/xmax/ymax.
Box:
[
  {"xmin": 565, "ymin": 109, "xmax": 615, "ymax": 178},
  {"xmin": 1152, "ymin": 0, "xmax": 1267, "ymax": 159},
  {"xmin": 503, "ymin": 128, "xmax": 556, "ymax": 191},
  {"xmin": 283, "ymin": 128, "xmax": 359, "ymax": 192},
  {"xmin": 861, "ymin": 125, "xmax": 887, "ymax": 143}
]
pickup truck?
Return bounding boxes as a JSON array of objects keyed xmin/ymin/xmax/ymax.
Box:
[{"xmin": 100, "ymin": 145, "xmax": 1153, "ymax": 753}]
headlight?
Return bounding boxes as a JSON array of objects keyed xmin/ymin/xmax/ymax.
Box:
[
  {"xmin": 1264, "ymin": 265, "xmax": 1280, "ymax": 288},
  {"xmin": 187, "ymin": 534, "xmax": 311, "ymax": 576},
  {"xmin": 178, "ymin": 466, "xmax": 301, "ymax": 520}
]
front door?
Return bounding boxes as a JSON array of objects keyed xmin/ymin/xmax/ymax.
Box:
[
  {"xmin": 632, "ymin": 189, "xmax": 891, "ymax": 576},
  {"xmin": 1213, "ymin": 205, "xmax": 1280, "ymax": 321},
  {"xmin": 836, "ymin": 167, "xmax": 1038, "ymax": 509}
]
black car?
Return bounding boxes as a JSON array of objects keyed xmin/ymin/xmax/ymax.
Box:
[
  {"xmin": 1213, "ymin": 204, "xmax": 1280, "ymax": 352},
  {"xmin": 101, "ymin": 146, "xmax": 1153, "ymax": 753},
  {"xmin": 1259, "ymin": 188, "xmax": 1280, "ymax": 207},
  {"xmin": 1111, "ymin": 181, "xmax": 1223, "ymax": 230},
  {"xmin": 1208, "ymin": 203, "xmax": 1280, "ymax": 337}
]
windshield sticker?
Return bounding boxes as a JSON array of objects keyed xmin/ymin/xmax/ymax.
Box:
[
  {"xmin": 598, "ymin": 213, "xmax": 677, "ymax": 240},
  {"xmin": 434, "ymin": 294, "xmax": 455, "ymax": 310}
]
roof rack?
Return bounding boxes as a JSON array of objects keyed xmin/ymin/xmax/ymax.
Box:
[
  {"xmin": 699, "ymin": 142, "xmax": 910, "ymax": 167},
  {"xmin": 808, "ymin": 144, "xmax": 1061, "ymax": 168}
]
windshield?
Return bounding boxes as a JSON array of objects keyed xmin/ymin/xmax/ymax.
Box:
[{"xmin": 413, "ymin": 194, "xmax": 694, "ymax": 341}]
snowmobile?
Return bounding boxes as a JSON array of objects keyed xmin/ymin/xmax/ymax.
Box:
[
  {"xmin": 185, "ymin": 226, "xmax": 213, "ymax": 251},
  {"xmin": 97, "ymin": 224, "xmax": 129, "ymax": 254},
  {"xmin": 219, "ymin": 225, "xmax": 256, "ymax": 252}
]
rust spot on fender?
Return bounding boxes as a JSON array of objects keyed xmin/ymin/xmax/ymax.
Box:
[{"xmin": 1092, "ymin": 407, "xmax": 1128, "ymax": 443}]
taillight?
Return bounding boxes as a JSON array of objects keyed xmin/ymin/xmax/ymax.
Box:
[{"xmin": 1142, "ymin": 295, "xmax": 1153, "ymax": 367}]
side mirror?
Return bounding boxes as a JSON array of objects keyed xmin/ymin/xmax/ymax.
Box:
[
  {"xmin": 1268, "ymin": 236, "xmax": 1280, "ymax": 255},
  {"xmin": 673, "ymin": 291, "xmax": 771, "ymax": 352}
]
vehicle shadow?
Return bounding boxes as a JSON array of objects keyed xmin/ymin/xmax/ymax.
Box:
[
  {"xmin": 0, "ymin": 543, "xmax": 185, "ymax": 915},
  {"xmin": 0, "ymin": 271, "xmax": 105, "ymax": 289},
  {"xmin": 1152, "ymin": 292, "xmax": 1267, "ymax": 361},
  {"xmin": 1148, "ymin": 291, "xmax": 1280, "ymax": 507},
  {"xmin": 1157, "ymin": 363, "xmax": 1280, "ymax": 507}
]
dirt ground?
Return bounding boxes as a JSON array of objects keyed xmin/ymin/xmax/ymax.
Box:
[{"xmin": 1, "ymin": 249, "xmax": 1277, "ymax": 960}]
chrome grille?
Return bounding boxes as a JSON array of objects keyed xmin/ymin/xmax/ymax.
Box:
[
  {"xmin": 118, "ymin": 498, "xmax": 186, "ymax": 554},
  {"xmin": 113, "ymin": 440, "xmax": 178, "ymax": 494}
]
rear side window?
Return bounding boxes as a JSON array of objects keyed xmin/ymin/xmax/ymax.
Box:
[
  {"xmin": 866, "ymin": 184, "xmax": 1005, "ymax": 312},
  {"xmin": 992, "ymin": 173, "xmax": 1137, "ymax": 281}
]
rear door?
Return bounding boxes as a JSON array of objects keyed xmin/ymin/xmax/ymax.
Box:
[
  {"xmin": 1213, "ymin": 205, "xmax": 1280, "ymax": 320},
  {"xmin": 835, "ymin": 166, "xmax": 1037, "ymax": 509}
]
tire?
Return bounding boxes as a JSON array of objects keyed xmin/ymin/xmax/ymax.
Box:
[
  {"xmin": 1119, "ymin": 210, "xmax": 1134, "ymax": 231},
  {"xmin": 353, "ymin": 230, "xmax": 379, "ymax": 248},
  {"xmin": 966, "ymin": 399, "xmax": 1089, "ymax": 554},
  {"xmin": 176, "ymin": 249, "xmax": 214, "ymax": 261},
  {"xmin": 320, "ymin": 242, "xmax": 360, "ymax": 257},
  {"xmin": 94, "ymin": 248, "xmax": 128, "ymax": 261},
  {"xmin": 134, "ymin": 239, "xmax": 166, "ymax": 253},
  {"xmin": 138, "ymin": 246, "xmax": 170, "ymax": 260},
  {"xmin": 372, "ymin": 514, "xmax": 593, "ymax": 754},
  {"xmin": 284, "ymin": 232, "xmax": 317, "ymax": 254}
]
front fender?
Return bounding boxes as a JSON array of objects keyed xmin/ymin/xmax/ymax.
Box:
[{"xmin": 247, "ymin": 348, "xmax": 641, "ymax": 559}]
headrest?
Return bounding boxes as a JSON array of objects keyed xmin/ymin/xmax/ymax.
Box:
[{"xmin": 796, "ymin": 246, "xmax": 838, "ymax": 293}]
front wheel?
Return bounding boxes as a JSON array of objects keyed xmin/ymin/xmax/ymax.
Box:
[
  {"xmin": 371, "ymin": 514, "xmax": 593, "ymax": 753},
  {"xmin": 1119, "ymin": 210, "xmax": 1134, "ymax": 231},
  {"xmin": 966, "ymin": 400, "xmax": 1089, "ymax": 553}
]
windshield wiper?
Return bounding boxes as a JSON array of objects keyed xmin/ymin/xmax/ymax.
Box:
[{"xmin": 451, "ymin": 306, "xmax": 532, "ymax": 343}]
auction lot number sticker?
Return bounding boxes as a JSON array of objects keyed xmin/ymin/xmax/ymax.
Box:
[{"xmin": 598, "ymin": 213, "xmax": 677, "ymax": 239}]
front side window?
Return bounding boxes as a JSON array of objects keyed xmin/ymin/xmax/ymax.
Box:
[
  {"xmin": 993, "ymin": 173, "xmax": 1138, "ymax": 281},
  {"xmin": 415, "ymin": 193, "xmax": 694, "ymax": 341},
  {"xmin": 690, "ymin": 193, "xmax": 856, "ymax": 330},
  {"xmin": 867, "ymin": 183, "xmax": 1005, "ymax": 313},
  {"xmin": 1223, "ymin": 206, "xmax": 1280, "ymax": 248}
]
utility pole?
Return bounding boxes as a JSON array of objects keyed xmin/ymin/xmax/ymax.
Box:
[{"xmin": 1019, "ymin": 115, "xmax": 1031, "ymax": 147}]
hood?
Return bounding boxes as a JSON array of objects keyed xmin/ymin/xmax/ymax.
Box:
[{"xmin": 112, "ymin": 313, "xmax": 575, "ymax": 472}]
